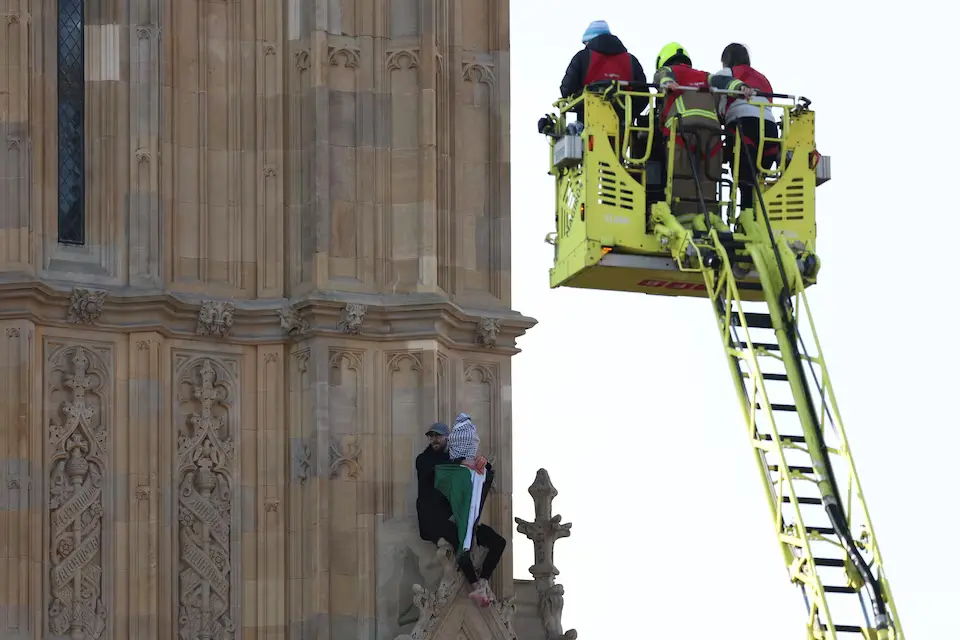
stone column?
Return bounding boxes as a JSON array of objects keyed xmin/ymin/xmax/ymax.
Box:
[
  {"xmin": 125, "ymin": 332, "xmax": 164, "ymax": 639},
  {"xmin": 0, "ymin": 321, "xmax": 37, "ymax": 639},
  {"xmin": 256, "ymin": 344, "xmax": 287, "ymax": 637},
  {"xmin": 0, "ymin": 8, "xmax": 32, "ymax": 274}
]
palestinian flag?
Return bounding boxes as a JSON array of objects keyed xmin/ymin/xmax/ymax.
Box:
[{"xmin": 434, "ymin": 463, "xmax": 486, "ymax": 552}]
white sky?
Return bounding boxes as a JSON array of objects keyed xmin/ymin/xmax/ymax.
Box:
[{"xmin": 508, "ymin": 2, "xmax": 958, "ymax": 637}]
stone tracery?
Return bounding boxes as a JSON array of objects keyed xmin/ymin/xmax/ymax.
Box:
[
  {"xmin": 47, "ymin": 346, "xmax": 108, "ymax": 640},
  {"xmin": 176, "ymin": 358, "xmax": 236, "ymax": 640}
]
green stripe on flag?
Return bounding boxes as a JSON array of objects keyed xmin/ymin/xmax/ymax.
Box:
[{"xmin": 434, "ymin": 464, "xmax": 474, "ymax": 551}]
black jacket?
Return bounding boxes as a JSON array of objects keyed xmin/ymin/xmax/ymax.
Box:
[
  {"xmin": 415, "ymin": 445, "xmax": 495, "ymax": 540},
  {"xmin": 560, "ymin": 33, "xmax": 650, "ymax": 117}
]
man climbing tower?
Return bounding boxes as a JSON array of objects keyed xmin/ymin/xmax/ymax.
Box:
[{"xmin": 415, "ymin": 420, "xmax": 506, "ymax": 606}]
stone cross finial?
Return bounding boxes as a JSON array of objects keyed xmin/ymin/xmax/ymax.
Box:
[
  {"xmin": 516, "ymin": 468, "xmax": 572, "ymax": 581},
  {"xmin": 515, "ymin": 469, "xmax": 577, "ymax": 640}
]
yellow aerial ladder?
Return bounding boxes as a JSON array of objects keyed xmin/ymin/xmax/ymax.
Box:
[{"xmin": 539, "ymin": 80, "xmax": 904, "ymax": 639}]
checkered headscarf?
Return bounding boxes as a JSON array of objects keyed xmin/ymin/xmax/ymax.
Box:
[{"xmin": 448, "ymin": 412, "xmax": 480, "ymax": 460}]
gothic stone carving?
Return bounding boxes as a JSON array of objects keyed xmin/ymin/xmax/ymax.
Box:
[
  {"xmin": 539, "ymin": 584, "xmax": 576, "ymax": 640},
  {"xmin": 67, "ymin": 288, "xmax": 107, "ymax": 325},
  {"xmin": 386, "ymin": 48, "xmax": 420, "ymax": 71},
  {"xmin": 462, "ymin": 61, "xmax": 496, "ymax": 85},
  {"xmin": 294, "ymin": 442, "xmax": 311, "ymax": 484},
  {"xmin": 395, "ymin": 541, "xmax": 465, "ymax": 640},
  {"xmin": 338, "ymin": 303, "xmax": 367, "ymax": 334},
  {"xmin": 329, "ymin": 436, "xmax": 362, "ymax": 479},
  {"xmin": 47, "ymin": 347, "xmax": 108, "ymax": 639},
  {"xmin": 196, "ymin": 301, "xmax": 235, "ymax": 338},
  {"xmin": 395, "ymin": 541, "xmax": 517, "ymax": 640},
  {"xmin": 516, "ymin": 469, "xmax": 577, "ymax": 640},
  {"xmin": 493, "ymin": 594, "xmax": 518, "ymax": 636},
  {"xmin": 328, "ymin": 46, "xmax": 360, "ymax": 68},
  {"xmin": 177, "ymin": 359, "xmax": 236, "ymax": 640},
  {"xmin": 295, "ymin": 49, "xmax": 310, "ymax": 71},
  {"xmin": 476, "ymin": 317, "xmax": 501, "ymax": 348},
  {"xmin": 278, "ymin": 305, "xmax": 308, "ymax": 335}
]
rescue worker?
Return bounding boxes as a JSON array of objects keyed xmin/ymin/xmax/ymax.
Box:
[
  {"xmin": 714, "ymin": 43, "xmax": 780, "ymax": 210},
  {"xmin": 416, "ymin": 422, "xmax": 505, "ymax": 607},
  {"xmin": 653, "ymin": 42, "xmax": 753, "ymax": 218},
  {"xmin": 560, "ymin": 20, "xmax": 649, "ymax": 122}
]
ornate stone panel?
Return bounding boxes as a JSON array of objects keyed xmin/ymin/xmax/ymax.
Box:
[
  {"xmin": 45, "ymin": 343, "xmax": 112, "ymax": 639},
  {"xmin": 173, "ymin": 355, "xmax": 240, "ymax": 640}
]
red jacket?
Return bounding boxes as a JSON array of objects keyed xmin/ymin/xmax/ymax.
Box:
[
  {"xmin": 584, "ymin": 51, "xmax": 633, "ymax": 85},
  {"xmin": 729, "ymin": 65, "xmax": 772, "ymax": 93},
  {"xmin": 721, "ymin": 65, "xmax": 773, "ymax": 120},
  {"xmin": 653, "ymin": 63, "xmax": 744, "ymax": 134}
]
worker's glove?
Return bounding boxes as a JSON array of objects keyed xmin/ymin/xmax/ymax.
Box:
[
  {"xmin": 537, "ymin": 115, "xmax": 555, "ymax": 135},
  {"xmin": 739, "ymin": 85, "xmax": 756, "ymax": 99},
  {"xmin": 662, "ymin": 80, "xmax": 680, "ymax": 92}
]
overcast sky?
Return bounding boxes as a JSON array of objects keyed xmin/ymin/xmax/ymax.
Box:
[{"xmin": 508, "ymin": 2, "xmax": 957, "ymax": 637}]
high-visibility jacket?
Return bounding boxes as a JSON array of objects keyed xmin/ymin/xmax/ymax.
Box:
[{"xmin": 652, "ymin": 63, "xmax": 744, "ymax": 135}]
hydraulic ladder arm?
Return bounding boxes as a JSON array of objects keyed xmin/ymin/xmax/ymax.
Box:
[
  {"xmin": 652, "ymin": 163, "xmax": 905, "ymax": 639},
  {"xmin": 543, "ymin": 81, "xmax": 906, "ymax": 638}
]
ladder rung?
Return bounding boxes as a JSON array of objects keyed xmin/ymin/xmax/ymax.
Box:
[
  {"xmin": 782, "ymin": 496, "xmax": 822, "ymax": 505},
  {"xmin": 806, "ymin": 525, "xmax": 836, "ymax": 536},
  {"xmin": 731, "ymin": 312, "xmax": 773, "ymax": 329},
  {"xmin": 760, "ymin": 433, "xmax": 806, "ymax": 443},
  {"xmin": 737, "ymin": 341, "xmax": 780, "ymax": 351},
  {"xmin": 741, "ymin": 371, "xmax": 789, "ymax": 381},
  {"xmin": 823, "ymin": 585, "xmax": 857, "ymax": 594},
  {"xmin": 737, "ymin": 281, "xmax": 764, "ymax": 290},
  {"xmin": 768, "ymin": 464, "xmax": 814, "ymax": 474},
  {"xmin": 814, "ymin": 557, "xmax": 844, "ymax": 567},
  {"xmin": 834, "ymin": 625, "xmax": 868, "ymax": 633},
  {"xmin": 755, "ymin": 402, "xmax": 797, "ymax": 412}
]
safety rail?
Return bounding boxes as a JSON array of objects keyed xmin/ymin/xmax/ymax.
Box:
[
  {"xmin": 648, "ymin": 83, "xmax": 800, "ymax": 178},
  {"xmin": 550, "ymin": 81, "xmax": 806, "ymax": 217}
]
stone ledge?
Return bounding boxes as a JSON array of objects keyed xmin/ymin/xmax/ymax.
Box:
[{"xmin": 0, "ymin": 279, "xmax": 538, "ymax": 352}]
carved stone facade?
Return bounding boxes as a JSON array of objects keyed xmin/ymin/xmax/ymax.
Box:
[
  {"xmin": 175, "ymin": 357, "xmax": 238, "ymax": 639},
  {"xmin": 0, "ymin": 1, "xmax": 547, "ymax": 639},
  {"xmin": 47, "ymin": 345, "xmax": 110, "ymax": 639}
]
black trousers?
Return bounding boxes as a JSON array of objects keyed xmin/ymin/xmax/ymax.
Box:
[
  {"xmin": 724, "ymin": 116, "xmax": 780, "ymax": 209},
  {"xmin": 423, "ymin": 518, "xmax": 506, "ymax": 584}
]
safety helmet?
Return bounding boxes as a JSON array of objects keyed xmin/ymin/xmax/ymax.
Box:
[{"xmin": 656, "ymin": 42, "xmax": 690, "ymax": 69}]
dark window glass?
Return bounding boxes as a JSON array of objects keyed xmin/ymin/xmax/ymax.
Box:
[{"xmin": 57, "ymin": 0, "xmax": 84, "ymax": 245}]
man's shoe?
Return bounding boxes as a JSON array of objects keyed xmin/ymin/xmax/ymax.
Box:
[{"xmin": 468, "ymin": 578, "xmax": 493, "ymax": 607}]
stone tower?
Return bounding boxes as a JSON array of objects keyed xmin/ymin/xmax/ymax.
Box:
[{"xmin": 0, "ymin": 1, "xmax": 555, "ymax": 638}]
